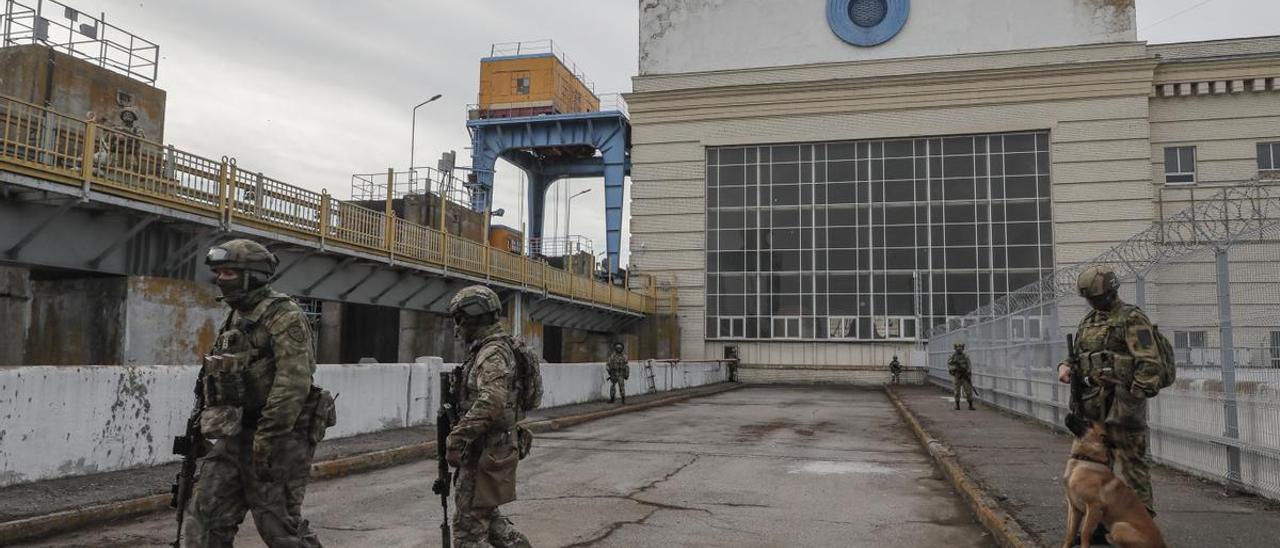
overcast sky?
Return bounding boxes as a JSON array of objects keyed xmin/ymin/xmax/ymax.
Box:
[{"xmin": 59, "ymin": 0, "xmax": 1280, "ymax": 267}]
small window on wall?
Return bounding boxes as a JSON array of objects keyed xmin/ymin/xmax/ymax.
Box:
[
  {"xmin": 514, "ymin": 75, "xmax": 531, "ymax": 95},
  {"xmin": 1270, "ymin": 331, "xmax": 1280, "ymax": 368},
  {"xmin": 1259, "ymin": 142, "xmax": 1280, "ymax": 172},
  {"xmin": 1164, "ymin": 146, "xmax": 1197, "ymax": 185}
]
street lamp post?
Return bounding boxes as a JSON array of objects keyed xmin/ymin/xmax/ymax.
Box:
[
  {"xmin": 409, "ymin": 94, "xmax": 443, "ymax": 192},
  {"xmin": 565, "ymin": 187, "xmax": 592, "ymax": 241},
  {"xmin": 565, "ymin": 187, "xmax": 592, "ymax": 276}
]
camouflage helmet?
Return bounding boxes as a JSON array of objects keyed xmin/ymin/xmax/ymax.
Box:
[
  {"xmin": 205, "ymin": 239, "xmax": 277, "ymax": 275},
  {"xmin": 614, "ymin": 342, "xmax": 624, "ymax": 351},
  {"xmin": 954, "ymin": 342, "xmax": 965, "ymax": 350},
  {"xmin": 1077, "ymin": 264, "xmax": 1120, "ymax": 298},
  {"xmin": 449, "ymin": 285, "xmax": 502, "ymax": 318}
]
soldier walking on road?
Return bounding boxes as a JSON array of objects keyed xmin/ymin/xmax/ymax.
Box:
[
  {"xmin": 889, "ymin": 355, "xmax": 902, "ymax": 385},
  {"xmin": 948, "ymin": 343, "xmax": 975, "ymax": 411},
  {"xmin": 445, "ymin": 286, "xmax": 532, "ymax": 548},
  {"xmin": 606, "ymin": 342, "xmax": 629, "ymax": 404},
  {"xmin": 184, "ymin": 239, "xmax": 335, "ymax": 547},
  {"xmin": 1057, "ymin": 265, "xmax": 1167, "ymax": 517}
]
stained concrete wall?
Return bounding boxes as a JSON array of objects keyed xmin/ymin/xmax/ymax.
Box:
[
  {"xmin": 24, "ymin": 276, "xmax": 126, "ymax": 365},
  {"xmin": 0, "ymin": 44, "xmax": 166, "ymax": 140},
  {"xmin": 0, "ymin": 359, "xmax": 727, "ymax": 487},
  {"xmin": 122, "ymin": 277, "xmax": 223, "ymax": 366},
  {"xmin": 0, "ymin": 266, "xmax": 31, "ymax": 365},
  {"xmin": 639, "ymin": 0, "xmax": 1136, "ymax": 75}
]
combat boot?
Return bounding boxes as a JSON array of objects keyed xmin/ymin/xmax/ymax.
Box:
[
  {"xmin": 954, "ymin": 401, "xmax": 960, "ymax": 410},
  {"xmin": 969, "ymin": 401, "xmax": 975, "ymax": 411}
]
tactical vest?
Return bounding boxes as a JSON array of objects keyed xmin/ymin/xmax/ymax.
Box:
[
  {"xmin": 209, "ymin": 292, "xmax": 294, "ymax": 428},
  {"xmin": 1075, "ymin": 303, "xmax": 1147, "ymax": 428}
]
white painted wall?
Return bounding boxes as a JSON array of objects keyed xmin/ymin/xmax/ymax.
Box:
[
  {"xmin": 639, "ymin": 0, "xmax": 1136, "ymax": 75},
  {"xmin": 0, "ymin": 359, "xmax": 727, "ymax": 487}
]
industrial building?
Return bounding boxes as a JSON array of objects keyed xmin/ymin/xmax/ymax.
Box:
[{"xmin": 626, "ymin": 0, "xmax": 1280, "ymax": 381}]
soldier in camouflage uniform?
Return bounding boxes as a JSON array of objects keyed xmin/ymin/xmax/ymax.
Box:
[
  {"xmin": 606, "ymin": 342, "xmax": 629, "ymax": 404},
  {"xmin": 445, "ymin": 285, "xmax": 532, "ymax": 548},
  {"xmin": 1057, "ymin": 265, "xmax": 1162, "ymax": 516},
  {"xmin": 185, "ymin": 239, "xmax": 331, "ymax": 547},
  {"xmin": 948, "ymin": 344, "xmax": 975, "ymax": 410},
  {"xmin": 889, "ymin": 355, "xmax": 902, "ymax": 385}
]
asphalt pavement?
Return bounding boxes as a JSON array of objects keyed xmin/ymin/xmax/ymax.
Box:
[{"xmin": 19, "ymin": 386, "xmax": 995, "ymax": 548}]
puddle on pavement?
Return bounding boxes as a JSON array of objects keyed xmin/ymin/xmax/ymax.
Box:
[{"xmin": 787, "ymin": 461, "xmax": 897, "ymax": 475}]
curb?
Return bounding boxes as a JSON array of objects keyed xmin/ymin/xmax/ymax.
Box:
[
  {"xmin": 0, "ymin": 383, "xmax": 742, "ymax": 546},
  {"xmin": 885, "ymin": 387, "xmax": 1041, "ymax": 548}
]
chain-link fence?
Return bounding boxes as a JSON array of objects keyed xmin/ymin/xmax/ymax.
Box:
[{"xmin": 926, "ymin": 180, "xmax": 1280, "ymax": 502}]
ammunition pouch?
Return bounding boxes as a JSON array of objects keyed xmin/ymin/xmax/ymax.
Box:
[
  {"xmin": 201, "ymin": 354, "xmax": 245, "ymax": 439},
  {"xmin": 473, "ymin": 434, "xmax": 519, "ymax": 509},
  {"xmin": 296, "ymin": 386, "xmax": 338, "ymax": 444}
]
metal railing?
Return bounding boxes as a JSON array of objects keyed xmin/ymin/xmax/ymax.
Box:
[
  {"xmin": 926, "ymin": 180, "xmax": 1280, "ymax": 501},
  {"xmin": 0, "ymin": 94, "xmax": 662, "ymax": 314},
  {"xmin": 349, "ymin": 166, "xmax": 472, "ymax": 206},
  {"xmin": 1, "ymin": 0, "xmax": 159, "ymax": 84},
  {"xmin": 487, "ymin": 39, "xmax": 595, "ymax": 92}
]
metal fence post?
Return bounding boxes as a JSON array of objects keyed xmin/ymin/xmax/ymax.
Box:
[
  {"xmin": 1215, "ymin": 245, "xmax": 1243, "ymax": 486},
  {"xmin": 1135, "ymin": 272, "xmax": 1147, "ymax": 310}
]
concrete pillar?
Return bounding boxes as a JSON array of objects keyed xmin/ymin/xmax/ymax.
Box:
[
  {"xmin": 121, "ymin": 277, "xmax": 222, "ymax": 366},
  {"xmin": 0, "ymin": 266, "xmax": 32, "ymax": 365},
  {"xmin": 318, "ymin": 301, "xmax": 343, "ymax": 364}
]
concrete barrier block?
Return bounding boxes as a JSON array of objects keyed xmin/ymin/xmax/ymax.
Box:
[
  {"xmin": 0, "ymin": 365, "xmax": 197, "ymax": 488},
  {"xmin": 314, "ymin": 363, "xmax": 412, "ymax": 438}
]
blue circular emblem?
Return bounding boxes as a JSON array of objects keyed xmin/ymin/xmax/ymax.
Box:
[{"xmin": 827, "ymin": 0, "xmax": 909, "ymax": 47}]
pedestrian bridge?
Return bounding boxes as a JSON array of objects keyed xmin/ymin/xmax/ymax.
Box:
[{"xmin": 0, "ymin": 95, "xmax": 665, "ymax": 328}]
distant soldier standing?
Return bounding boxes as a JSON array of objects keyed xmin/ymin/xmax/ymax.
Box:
[
  {"xmin": 1058, "ymin": 265, "xmax": 1168, "ymax": 516},
  {"xmin": 948, "ymin": 343, "xmax": 975, "ymax": 410},
  {"xmin": 889, "ymin": 355, "xmax": 902, "ymax": 385},
  {"xmin": 445, "ymin": 285, "xmax": 532, "ymax": 548},
  {"xmin": 185, "ymin": 239, "xmax": 334, "ymax": 547},
  {"xmin": 606, "ymin": 342, "xmax": 629, "ymax": 404}
]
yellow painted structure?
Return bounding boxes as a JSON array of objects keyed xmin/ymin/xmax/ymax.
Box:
[
  {"xmin": 478, "ymin": 54, "xmax": 598, "ymax": 118},
  {"xmin": 0, "ymin": 93, "xmax": 667, "ymax": 315}
]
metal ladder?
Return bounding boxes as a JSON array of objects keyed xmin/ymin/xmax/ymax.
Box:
[{"xmin": 644, "ymin": 359, "xmax": 657, "ymax": 394}]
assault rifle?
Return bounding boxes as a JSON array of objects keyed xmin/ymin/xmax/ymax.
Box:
[
  {"xmin": 170, "ymin": 368, "xmax": 207, "ymax": 547},
  {"xmin": 1065, "ymin": 333, "xmax": 1084, "ymax": 426},
  {"xmin": 432, "ymin": 368, "xmax": 460, "ymax": 548}
]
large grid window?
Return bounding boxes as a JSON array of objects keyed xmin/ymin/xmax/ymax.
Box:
[{"xmin": 705, "ymin": 132, "xmax": 1056, "ymax": 341}]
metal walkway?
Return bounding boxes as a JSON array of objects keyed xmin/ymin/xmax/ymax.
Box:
[{"xmin": 0, "ymin": 95, "xmax": 663, "ymax": 327}]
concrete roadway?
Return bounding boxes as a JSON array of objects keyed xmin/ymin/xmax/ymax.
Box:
[{"xmin": 23, "ymin": 387, "xmax": 994, "ymax": 547}]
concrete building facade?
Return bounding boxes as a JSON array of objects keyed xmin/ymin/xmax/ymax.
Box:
[{"xmin": 627, "ymin": 0, "xmax": 1280, "ymax": 380}]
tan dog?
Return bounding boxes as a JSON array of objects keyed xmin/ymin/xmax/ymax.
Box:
[{"xmin": 1061, "ymin": 416, "xmax": 1167, "ymax": 548}]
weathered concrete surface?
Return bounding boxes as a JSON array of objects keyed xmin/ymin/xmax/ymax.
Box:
[
  {"xmin": 0, "ymin": 360, "xmax": 726, "ymax": 487},
  {"xmin": 121, "ymin": 277, "xmax": 222, "ymax": 366},
  {"xmin": 638, "ymin": 0, "xmax": 1136, "ymax": 75},
  {"xmin": 0, "ymin": 266, "xmax": 31, "ymax": 365},
  {"xmin": 894, "ymin": 385, "xmax": 1280, "ymax": 547},
  {"xmin": 19, "ymin": 387, "xmax": 993, "ymax": 548}
]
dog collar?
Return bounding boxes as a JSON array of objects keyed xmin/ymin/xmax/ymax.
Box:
[{"xmin": 1071, "ymin": 453, "xmax": 1110, "ymax": 466}]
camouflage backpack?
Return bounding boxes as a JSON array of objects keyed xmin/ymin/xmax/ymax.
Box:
[
  {"xmin": 1107, "ymin": 305, "xmax": 1177, "ymax": 391},
  {"xmin": 1150, "ymin": 324, "xmax": 1177, "ymax": 390},
  {"xmin": 500, "ymin": 335, "xmax": 543, "ymax": 411}
]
